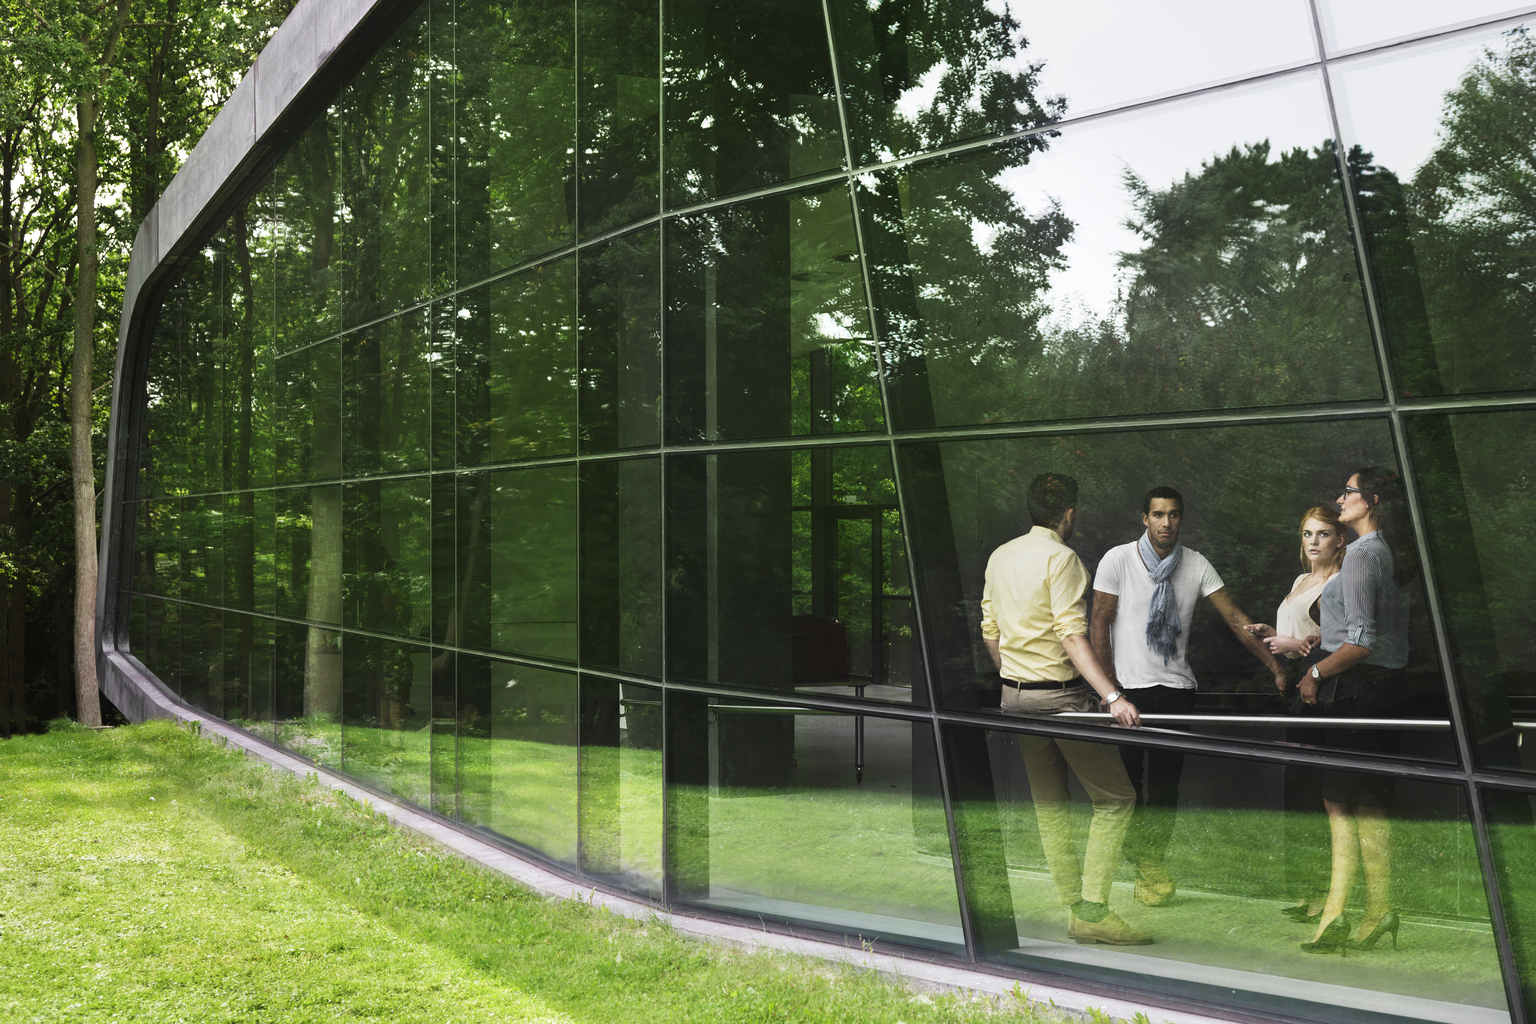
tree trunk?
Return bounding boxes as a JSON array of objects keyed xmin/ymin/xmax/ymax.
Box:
[{"xmin": 72, "ymin": 96, "xmax": 103, "ymax": 728}]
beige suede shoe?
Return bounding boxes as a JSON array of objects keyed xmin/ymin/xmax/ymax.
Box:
[
  {"xmin": 1068, "ymin": 909, "xmax": 1154, "ymax": 945},
  {"xmin": 1134, "ymin": 861, "xmax": 1177, "ymax": 906}
]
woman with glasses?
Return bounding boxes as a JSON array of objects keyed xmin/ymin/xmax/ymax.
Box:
[{"xmin": 1250, "ymin": 468, "xmax": 1416, "ymax": 954}]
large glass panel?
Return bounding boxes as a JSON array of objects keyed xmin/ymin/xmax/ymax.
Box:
[
  {"xmin": 457, "ymin": 654, "xmax": 579, "ymax": 865},
  {"xmin": 182, "ymin": 245, "xmax": 227, "ymax": 497},
  {"xmin": 275, "ymin": 484, "xmax": 344, "ymax": 628},
  {"xmin": 1332, "ymin": 25, "xmax": 1536, "ymax": 398},
  {"xmin": 579, "ymin": 457, "xmax": 662, "ymax": 678},
  {"xmin": 342, "ymin": 308, "xmax": 431, "ymax": 477},
  {"xmin": 222, "ymin": 611, "xmax": 275, "ymax": 741},
  {"xmin": 456, "ymin": 0, "xmax": 576, "ymax": 283},
  {"xmin": 579, "ymin": 677, "xmax": 663, "ymax": 897},
  {"xmin": 1317, "ymin": 0, "xmax": 1531, "ymax": 52},
  {"xmin": 457, "ymin": 464, "xmax": 578, "ymax": 662},
  {"xmin": 1481, "ymin": 787, "xmax": 1536, "ymax": 1016},
  {"xmin": 665, "ymin": 183, "xmax": 883, "ymax": 444},
  {"xmin": 133, "ymin": 499, "xmax": 176, "ymax": 598},
  {"xmin": 898, "ymin": 420, "xmax": 1455, "ymax": 761},
  {"xmin": 335, "ymin": 6, "xmax": 431, "ymax": 328},
  {"xmin": 343, "ymin": 477, "xmax": 431, "ymax": 642},
  {"xmin": 664, "ymin": 0, "xmax": 842, "ymax": 206},
  {"xmin": 949, "ymin": 723, "xmax": 1506, "ymax": 1024},
  {"xmin": 274, "ymin": 620, "xmax": 342, "ymax": 768},
  {"xmin": 180, "ymin": 605, "xmax": 223, "ymax": 718},
  {"xmin": 180, "ymin": 494, "xmax": 223, "ymax": 609},
  {"xmin": 576, "ymin": 0, "xmax": 659, "ymax": 236},
  {"xmin": 275, "ymin": 339, "xmax": 342, "ymax": 485},
  {"xmin": 142, "ymin": 295, "xmax": 183, "ymax": 501},
  {"xmin": 343, "ymin": 635, "xmax": 434, "ymax": 807},
  {"xmin": 667, "ymin": 444, "xmax": 921, "ymax": 706},
  {"xmin": 667, "ymin": 693, "xmax": 963, "ymax": 951},
  {"xmin": 148, "ymin": 599, "xmax": 181, "ymax": 696},
  {"xmin": 273, "ymin": 112, "xmax": 341, "ymax": 352},
  {"xmin": 578, "ymin": 225, "xmax": 661, "ymax": 452},
  {"xmin": 455, "ymin": 255, "xmax": 577, "ymax": 467},
  {"xmin": 830, "ymin": 0, "xmax": 1317, "ymax": 167},
  {"xmin": 859, "ymin": 73, "xmax": 1382, "ymax": 431},
  {"xmin": 1406, "ymin": 410, "xmax": 1536, "ymax": 772}
]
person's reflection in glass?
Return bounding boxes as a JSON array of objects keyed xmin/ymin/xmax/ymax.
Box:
[
  {"xmin": 1260, "ymin": 468, "xmax": 1415, "ymax": 954},
  {"xmin": 1247, "ymin": 506, "xmax": 1346, "ymax": 925},
  {"xmin": 981, "ymin": 473, "xmax": 1151, "ymax": 946},
  {"xmin": 1089, "ymin": 487, "xmax": 1285, "ymax": 908}
]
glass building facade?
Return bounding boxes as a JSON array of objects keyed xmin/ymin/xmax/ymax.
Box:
[{"xmin": 102, "ymin": 2, "xmax": 1536, "ymax": 1021}]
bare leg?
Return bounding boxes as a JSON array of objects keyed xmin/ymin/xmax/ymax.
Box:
[
  {"xmin": 1354, "ymin": 806, "xmax": 1393, "ymax": 937},
  {"xmin": 1312, "ymin": 799, "xmax": 1359, "ymax": 943}
]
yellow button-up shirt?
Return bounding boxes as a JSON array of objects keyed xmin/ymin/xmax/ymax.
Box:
[{"xmin": 980, "ymin": 526, "xmax": 1090, "ymax": 683}]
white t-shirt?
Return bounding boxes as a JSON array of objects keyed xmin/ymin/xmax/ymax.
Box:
[{"xmin": 1093, "ymin": 539, "xmax": 1225, "ymax": 690}]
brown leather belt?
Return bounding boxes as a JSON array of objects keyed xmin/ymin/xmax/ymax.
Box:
[{"xmin": 1002, "ymin": 678, "xmax": 1081, "ymax": 690}]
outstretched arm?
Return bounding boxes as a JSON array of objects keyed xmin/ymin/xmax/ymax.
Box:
[
  {"xmin": 1208, "ymin": 587, "xmax": 1288, "ymax": 693},
  {"xmin": 1089, "ymin": 590, "xmax": 1120, "ymax": 690},
  {"xmin": 1062, "ymin": 634, "xmax": 1139, "ymax": 728}
]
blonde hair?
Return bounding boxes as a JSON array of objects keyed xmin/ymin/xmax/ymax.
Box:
[{"xmin": 1298, "ymin": 506, "xmax": 1344, "ymax": 571}]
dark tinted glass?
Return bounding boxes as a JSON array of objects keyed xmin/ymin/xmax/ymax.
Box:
[
  {"xmin": 458, "ymin": 464, "xmax": 578, "ymax": 662},
  {"xmin": 663, "ymin": 0, "xmax": 842, "ymax": 206},
  {"xmin": 343, "ymin": 310, "xmax": 431, "ymax": 477},
  {"xmin": 343, "ymin": 478, "xmax": 432, "ymax": 641},
  {"xmin": 1334, "ymin": 27, "xmax": 1536, "ymax": 398},
  {"xmin": 456, "ymin": 256, "xmax": 577, "ymax": 467},
  {"xmin": 273, "ymin": 112, "xmax": 341, "ymax": 352},
  {"xmin": 667, "ymin": 692, "xmax": 962, "ymax": 950},
  {"xmin": 859, "ymin": 75, "xmax": 1381, "ymax": 431},
  {"xmin": 456, "ymin": 0, "xmax": 575, "ymax": 283},
  {"xmin": 222, "ymin": 612, "xmax": 275, "ymax": 740},
  {"xmin": 274, "ymin": 621, "xmax": 343, "ymax": 767},
  {"xmin": 579, "ymin": 678, "xmax": 662, "ymax": 895},
  {"xmin": 578, "ymin": 226, "xmax": 661, "ymax": 452},
  {"xmin": 457, "ymin": 654, "xmax": 579, "ymax": 864},
  {"xmin": 831, "ymin": 0, "xmax": 1317, "ymax": 166},
  {"xmin": 335, "ymin": 7, "xmax": 431, "ymax": 328},
  {"xmin": 276, "ymin": 339, "xmax": 342, "ymax": 484},
  {"xmin": 947, "ymin": 723, "xmax": 1504, "ymax": 1019},
  {"xmin": 579, "ymin": 458, "xmax": 661, "ymax": 678},
  {"xmin": 276, "ymin": 484, "xmax": 344, "ymax": 627},
  {"xmin": 665, "ymin": 183, "xmax": 882, "ymax": 444},
  {"xmin": 1482, "ymin": 787, "xmax": 1536, "ymax": 1017},
  {"xmin": 667, "ymin": 444, "xmax": 921, "ymax": 705},
  {"xmin": 181, "ymin": 494, "xmax": 224, "ymax": 608},
  {"xmin": 343, "ymin": 636, "xmax": 434, "ymax": 806},
  {"xmin": 577, "ymin": 0, "xmax": 659, "ymax": 236},
  {"xmin": 142, "ymin": 294, "xmax": 183, "ymax": 500},
  {"xmin": 1407, "ymin": 410, "xmax": 1536, "ymax": 772},
  {"xmin": 898, "ymin": 420, "xmax": 1454, "ymax": 760}
]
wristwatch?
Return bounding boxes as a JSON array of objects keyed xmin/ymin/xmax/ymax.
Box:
[
  {"xmin": 1310, "ymin": 665, "xmax": 1323, "ymax": 681},
  {"xmin": 1105, "ymin": 690, "xmax": 1124, "ymax": 704}
]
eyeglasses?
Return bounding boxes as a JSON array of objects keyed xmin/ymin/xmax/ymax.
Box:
[{"xmin": 1340, "ymin": 486, "xmax": 1363, "ymax": 495}]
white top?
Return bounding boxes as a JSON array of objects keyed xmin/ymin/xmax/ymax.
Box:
[
  {"xmin": 1093, "ymin": 540, "xmax": 1225, "ymax": 690},
  {"xmin": 1275, "ymin": 573, "xmax": 1329, "ymax": 659}
]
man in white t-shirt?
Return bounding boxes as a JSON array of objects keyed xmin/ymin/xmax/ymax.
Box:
[{"xmin": 1091, "ymin": 487, "xmax": 1285, "ymax": 907}]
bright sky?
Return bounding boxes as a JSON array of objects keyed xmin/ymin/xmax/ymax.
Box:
[{"xmin": 949, "ymin": 4, "xmax": 1530, "ymax": 323}]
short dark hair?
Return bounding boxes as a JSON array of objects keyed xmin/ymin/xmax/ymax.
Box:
[
  {"xmin": 1142, "ymin": 485, "xmax": 1184, "ymax": 515},
  {"xmin": 1028, "ymin": 473, "xmax": 1079, "ymax": 528}
]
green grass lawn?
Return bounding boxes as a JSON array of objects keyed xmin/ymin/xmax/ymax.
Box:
[{"xmin": 0, "ymin": 722, "xmax": 1044, "ymax": 1024}]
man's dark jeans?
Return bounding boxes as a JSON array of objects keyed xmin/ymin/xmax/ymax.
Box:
[{"xmin": 1118, "ymin": 684, "xmax": 1195, "ymax": 865}]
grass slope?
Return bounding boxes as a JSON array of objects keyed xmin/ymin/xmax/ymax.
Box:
[{"xmin": 0, "ymin": 722, "xmax": 1040, "ymax": 1024}]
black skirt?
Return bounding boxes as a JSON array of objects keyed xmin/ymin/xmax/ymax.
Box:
[{"xmin": 1320, "ymin": 663, "xmax": 1404, "ymax": 808}]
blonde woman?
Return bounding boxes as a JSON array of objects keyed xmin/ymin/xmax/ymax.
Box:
[
  {"xmin": 1247, "ymin": 506, "xmax": 1346, "ymax": 925},
  {"xmin": 1253, "ymin": 506, "xmax": 1347, "ymax": 670}
]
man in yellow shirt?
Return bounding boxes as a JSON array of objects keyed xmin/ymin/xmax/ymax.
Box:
[{"xmin": 981, "ymin": 473, "xmax": 1151, "ymax": 946}]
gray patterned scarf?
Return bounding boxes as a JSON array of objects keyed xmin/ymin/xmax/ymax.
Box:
[{"xmin": 1139, "ymin": 532, "xmax": 1182, "ymax": 664}]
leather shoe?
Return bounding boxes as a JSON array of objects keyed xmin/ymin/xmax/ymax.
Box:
[
  {"xmin": 1069, "ymin": 909, "xmax": 1154, "ymax": 946},
  {"xmin": 1134, "ymin": 861, "xmax": 1176, "ymax": 907}
]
